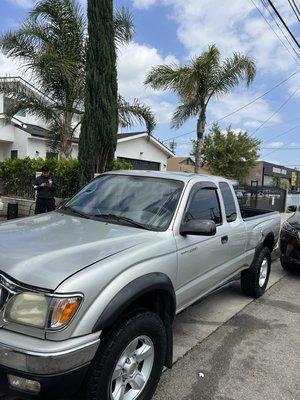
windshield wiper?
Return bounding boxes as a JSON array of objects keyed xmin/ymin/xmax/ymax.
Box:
[
  {"xmin": 93, "ymin": 213, "xmax": 152, "ymax": 230},
  {"xmin": 60, "ymin": 206, "xmax": 91, "ymax": 219}
]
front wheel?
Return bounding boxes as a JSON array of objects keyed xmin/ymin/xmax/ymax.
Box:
[
  {"xmin": 82, "ymin": 311, "xmax": 167, "ymax": 400},
  {"xmin": 241, "ymin": 246, "xmax": 271, "ymax": 298},
  {"xmin": 280, "ymin": 256, "xmax": 297, "ymax": 272}
]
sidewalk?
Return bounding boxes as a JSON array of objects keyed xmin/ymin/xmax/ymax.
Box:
[{"xmin": 154, "ymin": 270, "xmax": 300, "ymax": 400}]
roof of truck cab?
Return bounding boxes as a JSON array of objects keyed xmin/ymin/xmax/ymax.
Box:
[{"xmin": 105, "ymin": 170, "xmax": 229, "ymax": 184}]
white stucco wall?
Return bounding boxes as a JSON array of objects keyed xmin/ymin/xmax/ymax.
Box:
[{"xmin": 115, "ymin": 136, "xmax": 169, "ymax": 171}]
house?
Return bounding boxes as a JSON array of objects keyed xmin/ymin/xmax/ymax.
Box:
[
  {"xmin": 0, "ymin": 77, "xmax": 173, "ymax": 171},
  {"xmin": 167, "ymin": 156, "xmax": 212, "ymax": 175}
]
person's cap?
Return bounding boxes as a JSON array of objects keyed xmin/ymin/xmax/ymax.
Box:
[{"xmin": 41, "ymin": 165, "xmax": 50, "ymax": 172}]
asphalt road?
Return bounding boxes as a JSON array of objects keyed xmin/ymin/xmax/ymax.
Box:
[{"xmin": 154, "ymin": 269, "xmax": 300, "ymax": 400}]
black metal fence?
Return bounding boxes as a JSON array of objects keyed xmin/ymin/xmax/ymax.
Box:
[{"xmin": 235, "ymin": 186, "xmax": 287, "ymax": 212}]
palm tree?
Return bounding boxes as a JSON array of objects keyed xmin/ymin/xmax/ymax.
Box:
[
  {"xmin": 118, "ymin": 95, "xmax": 156, "ymax": 133},
  {"xmin": 0, "ymin": 0, "xmax": 155, "ymax": 158},
  {"xmin": 145, "ymin": 45, "xmax": 256, "ymax": 172}
]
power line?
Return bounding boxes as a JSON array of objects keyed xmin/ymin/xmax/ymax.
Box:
[
  {"xmin": 288, "ymin": 0, "xmax": 300, "ymax": 22},
  {"xmin": 291, "ymin": 0, "xmax": 300, "ymax": 19},
  {"xmin": 161, "ymin": 70, "xmax": 300, "ymax": 143},
  {"xmin": 265, "ymin": 0, "xmax": 300, "ymax": 50},
  {"xmin": 261, "ymin": 0, "xmax": 300, "ymax": 59},
  {"xmin": 250, "ymin": 0, "xmax": 300, "ymax": 63},
  {"xmin": 250, "ymin": 86, "xmax": 300, "ymax": 136},
  {"xmin": 262, "ymin": 123, "xmax": 300, "ymax": 144},
  {"xmin": 263, "ymin": 137, "xmax": 300, "ymax": 156}
]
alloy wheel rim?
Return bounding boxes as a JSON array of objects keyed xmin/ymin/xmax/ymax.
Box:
[
  {"xmin": 110, "ymin": 335, "xmax": 155, "ymax": 400},
  {"xmin": 259, "ymin": 258, "xmax": 268, "ymax": 287}
]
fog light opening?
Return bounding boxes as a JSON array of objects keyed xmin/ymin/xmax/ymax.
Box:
[{"xmin": 8, "ymin": 374, "xmax": 41, "ymax": 394}]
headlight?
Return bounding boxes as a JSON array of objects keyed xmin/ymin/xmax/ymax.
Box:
[
  {"xmin": 5, "ymin": 292, "xmax": 82, "ymax": 330},
  {"xmin": 282, "ymin": 221, "xmax": 298, "ymax": 236}
]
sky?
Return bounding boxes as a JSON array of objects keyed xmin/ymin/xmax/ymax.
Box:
[{"xmin": 1, "ymin": 0, "xmax": 300, "ymax": 168}]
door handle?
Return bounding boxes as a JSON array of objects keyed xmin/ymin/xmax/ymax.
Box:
[{"xmin": 221, "ymin": 235, "xmax": 228, "ymax": 244}]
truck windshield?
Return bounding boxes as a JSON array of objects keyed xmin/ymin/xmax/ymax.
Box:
[{"xmin": 61, "ymin": 174, "xmax": 183, "ymax": 231}]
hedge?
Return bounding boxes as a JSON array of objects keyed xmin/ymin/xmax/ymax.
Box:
[{"xmin": 0, "ymin": 158, "xmax": 132, "ymax": 199}]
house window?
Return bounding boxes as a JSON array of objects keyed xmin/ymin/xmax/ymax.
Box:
[
  {"xmin": 11, "ymin": 150, "xmax": 18, "ymax": 159},
  {"xmin": 3, "ymin": 97, "xmax": 26, "ymax": 117},
  {"xmin": 46, "ymin": 152, "xmax": 58, "ymax": 160}
]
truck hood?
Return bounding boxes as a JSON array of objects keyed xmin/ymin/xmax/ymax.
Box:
[{"xmin": 0, "ymin": 212, "xmax": 154, "ymax": 290}]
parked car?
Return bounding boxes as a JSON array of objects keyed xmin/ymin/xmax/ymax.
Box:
[
  {"xmin": 280, "ymin": 205, "xmax": 300, "ymax": 271},
  {"xmin": 0, "ymin": 171, "xmax": 281, "ymax": 400}
]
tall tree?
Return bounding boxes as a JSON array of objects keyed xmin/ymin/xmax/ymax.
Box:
[
  {"xmin": 198, "ymin": 124, "xmax": 261, "ymax": 183},
  {"xmin": 145, "ymin": 45, "xmax": 256, "ymax": 172},
  {"xmin": 79, "ymin": 0, "xmax": 117, "ymax": 182},
  {"xmin": 0, "ymin": 0, "xmax": 155, "ymax": 159}
]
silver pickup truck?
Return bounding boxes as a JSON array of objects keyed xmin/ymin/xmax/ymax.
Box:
[{"xmin": 0, "ymin": 171, "xmax": 281, "ymax": 400}]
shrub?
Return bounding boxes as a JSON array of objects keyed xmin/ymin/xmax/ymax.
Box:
[{"xmin": 0, "ymin": 158, "xmax": 132, "ymax": 199}]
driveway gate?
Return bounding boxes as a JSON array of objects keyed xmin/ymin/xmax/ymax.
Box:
[{"xmin": 238, "ymin": 186, "xmax": 287, "ymax": 212}]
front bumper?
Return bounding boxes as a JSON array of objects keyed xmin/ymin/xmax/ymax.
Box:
[
  {"xmin": 0, "ymin": 330, "xmax": 100, "ymax": 398},
  {"xmin": 280, "ymin": 230, "xmax": 300, "ymax": 266}
]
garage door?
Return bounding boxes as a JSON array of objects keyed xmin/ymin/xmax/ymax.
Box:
[{"xmin": 117, "ymin": 157, "xmax": 160, "ymax": 171}]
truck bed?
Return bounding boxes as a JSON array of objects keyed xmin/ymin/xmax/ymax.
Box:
[{"xmin": 240, "ymin": 206, "xmax": 278, "ymax": 220}]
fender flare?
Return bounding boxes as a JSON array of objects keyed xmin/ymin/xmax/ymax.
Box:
[
  {"xmin": 93, "ymin": 272, "xmax": 176, "ymax": 332},
  {"xmin": 256, "ymin": 228, "xmax": 275, "ymax": 254}
]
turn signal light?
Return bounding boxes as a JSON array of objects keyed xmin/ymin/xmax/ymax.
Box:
[{"xmin": 50, "ymin": 297, "xmax": 81, "ymax": 329}]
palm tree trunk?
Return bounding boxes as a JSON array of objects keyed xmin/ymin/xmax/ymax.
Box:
[
  {"xmin": 195, "ymin": 105, "xmax": 206, "ymax": 173},
  {"xmin": 60, "ymin": 111, "xmax": 73, "ymax": 159}
]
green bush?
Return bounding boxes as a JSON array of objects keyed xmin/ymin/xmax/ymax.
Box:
[
  {"xmin": 0, "ymin": 158, "xmax": 80, "ymax": 199},
  {"xmin": 111, "ymin": 159, "xmax": 133, "ymax": 170},
  {"xmin": 0, "ymin": 158, "xmax": 132, "ymax": 199}
]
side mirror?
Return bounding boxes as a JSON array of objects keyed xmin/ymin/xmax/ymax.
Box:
[
  {"xmin": 180, "ymin": 219, "xmax": 217, "ymax": 236},
  {"xmin": 287, "ymin": 205, "xmax": 298, "ymax": 213}
]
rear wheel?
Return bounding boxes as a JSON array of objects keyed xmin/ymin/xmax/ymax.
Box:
[
  {"xmin": 82, "ymin": 311, "xmax": 167, "ymax": 400},
  {"xmin": 241, "ymin": 246, "xmax": 271, "ymax": 298}
]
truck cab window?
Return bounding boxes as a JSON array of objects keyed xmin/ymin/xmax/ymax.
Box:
[
  {"xmin": 220, "ymin": 182, "xmax": 237, "ymax": 222},
  {"xmin": 184, "ymin": 187, "xmax": 222, "ymax": 225}
]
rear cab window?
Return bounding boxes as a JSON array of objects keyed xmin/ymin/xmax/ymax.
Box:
[{"xmin": 219, "ymin": 182, "xmax": 237, "ymax": 222}]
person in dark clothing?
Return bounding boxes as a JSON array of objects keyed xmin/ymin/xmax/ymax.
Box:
[{"xmin": 33, "ymin": 165, "xmax": 58, "ymax": 214}]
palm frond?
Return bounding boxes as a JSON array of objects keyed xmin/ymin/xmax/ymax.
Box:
[
  {"xmin": 118, "ymin": 95, "xmax": 156, "ymax": 133},
  {"xmin": 171, "ymin": 101, "xmax": 198, "ymax": 129},
  {"xmin": 145, "ymin": 64, "xmax": 190, "ymax": 93},
  {"xmin": 114, "ymin": 7, "xmax": 134, "ymax": 46},
  {"xmin": 206, "ymin": 53, "xmax": 256, "ymax": 103},
  {"xmin": 0, "ymin": 79, "xmax": 58, "ymax": 123}
]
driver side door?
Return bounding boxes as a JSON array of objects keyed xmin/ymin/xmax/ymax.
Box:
[{"xmin": 175, "ymin": 182, "xmax": 229, "ymax": 310}]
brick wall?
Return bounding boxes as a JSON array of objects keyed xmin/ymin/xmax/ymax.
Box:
[
  {"xmin": 245, "ymin": 161, "xmax": 264, "ymax": 186},
  {"xmin": 0, "ymin": 196, "xmax": 35, "ymax": 217}
]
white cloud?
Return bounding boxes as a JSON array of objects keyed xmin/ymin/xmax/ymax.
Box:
[
  {"xmin": 132, "ymin": 0, "xmax": 157, "ymax": 10},
  {"xmin": 131, "ymin": 0, "xmax": 299, "ymax": 75},
  {"xmin": 117, "ymin": 42, "xmax": 177, "ymax": 124},
  {"xmin": 265, "ymin": 141, "xmax": 284, "ymax": 149},
  {"xmin": 0, "ymin": 53, "xmax": 23, "ymax": 77},
  {"xmin": 289, "ymin": 141, "xmax": 300, "ymax": 147},
  {"xmin": 208, "ymin": 91, "xmax": 281, "ymax": 131},
  {"xmin": 4, "ymin": 0, "xmax": 33, "ymax": 8}
]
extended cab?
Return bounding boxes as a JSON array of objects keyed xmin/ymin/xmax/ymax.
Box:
[{"xmin": 0, "ymin": 171, "xmax": 281, "ymax": 400}]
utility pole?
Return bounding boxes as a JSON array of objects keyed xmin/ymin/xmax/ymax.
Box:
[{"xmin": 169, "ymin": 139, "xmax": 177, "ymax": 154}]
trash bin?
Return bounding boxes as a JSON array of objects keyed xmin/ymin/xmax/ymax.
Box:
[{"xmin": 7, "ymin": 203, "xmax": 18, "ymax": 220}]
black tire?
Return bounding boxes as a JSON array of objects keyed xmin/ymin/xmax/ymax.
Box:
[
  {"xmin": 280, "ymin": 256, "xmax": 297, "ymax": 272},
  {"xmin": 82, "ymin": 311, "xmax": 167, "ymax": 400},
  {"xmin": 241, "ymin": 246, "xmax": 271, "ymax": 298}
]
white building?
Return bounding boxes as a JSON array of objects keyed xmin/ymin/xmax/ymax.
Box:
[{"xmin": 0, "ymin": 77, "xmax": 173, "ymax": 171}]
